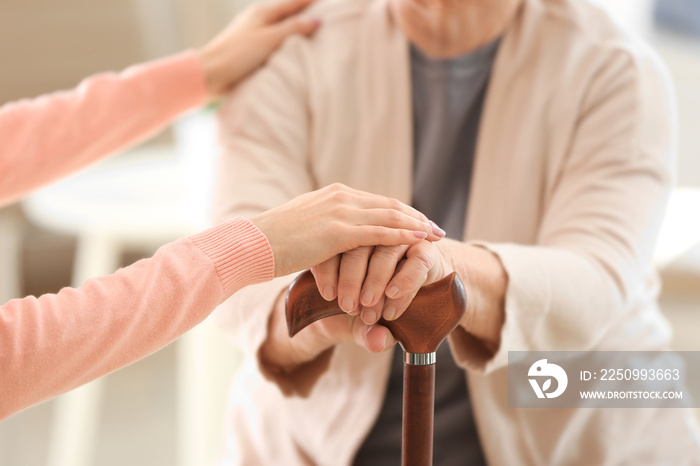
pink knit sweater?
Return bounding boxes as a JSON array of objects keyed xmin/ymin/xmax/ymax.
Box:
[{"xmin": 0, "ymin": 52, "xmax": 274, "ymax": 419}]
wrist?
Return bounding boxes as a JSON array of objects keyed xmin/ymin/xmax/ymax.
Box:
[
  {"xmin": 441, "ymin": 241, "xmax": 507, "ymax": 351},
  {"xmin": 197, "ymin": 45, "xmax": 230, "ymax": 99},
  {"xmin": 465, "ymin": 245, "xmax": 507, "ymax": 350},
  {"xmin": 259, "ymin": 294, "xmax": 332, "ymax": 372}
]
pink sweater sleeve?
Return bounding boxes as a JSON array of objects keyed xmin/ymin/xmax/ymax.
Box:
[
  {"xmin": 0, "ymin": 217, "xmax": 274, "ymax": 419},
  {"xmin": 0, "ymin": 51, "xmax": 208, "ymax": 206}
]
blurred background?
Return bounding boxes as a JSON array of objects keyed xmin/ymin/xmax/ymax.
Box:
[{"xmin": 0, "ymin": 0, "xmax": 698, "ymax": 465}]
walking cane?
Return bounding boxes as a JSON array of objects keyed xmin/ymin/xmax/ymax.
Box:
[{"xmin": 286, "ymin": 270, "xmax": 467, "ymax": 466}]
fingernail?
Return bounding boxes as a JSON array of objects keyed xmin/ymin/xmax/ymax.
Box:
[
  {"xmin": 384, "ymin": 306, "xmax": 397, "ymax": 321},
  {"xmin": 364, "ymin": 310, "xmax": 377, "ymax": 325},
  {"xmin": 322, "ymin": 285, "xmax": 335, "ymax": 301},
  {"xmin": 430, "ymin": 221, "xmax": 446, "ymax": 238},
  {"xmin": 341, "ymin": 297, "xmax": 355, "ymax": 313},
  {"xmin": 386, "ymin": 286, "xmax": 399, "ymax": 299},
  {"xmin": 361, "ymin": 290, "xmax": 374, "ymax": 306},
  {"xmin": 413, "ymin": 231, "xmax": 428, "ymax": 239}
]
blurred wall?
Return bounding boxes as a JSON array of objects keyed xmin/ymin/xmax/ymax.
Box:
[
  {"xmin": 0, "ymin": 0, "xmax": 146, "ymax": 105},
  {"xmin": 0, "ymin": 0, "xmax": 249, "ymax": 106}
]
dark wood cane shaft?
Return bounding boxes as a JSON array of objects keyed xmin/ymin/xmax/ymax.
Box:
[
  {"xmin": 285, "ymin": 270, "xmax": 467, "ymax": 466},
  {"xmin": 403, "ymin": 363, "xmax": 435, "ymax": 466}
]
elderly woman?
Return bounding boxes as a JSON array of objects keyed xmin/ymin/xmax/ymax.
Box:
[{"xmin": 213, "ymin": 0, "xmax": 700, "ymax": 463}]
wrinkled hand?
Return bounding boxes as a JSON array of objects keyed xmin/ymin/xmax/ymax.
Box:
[
  {"xmin": 250, "ymin": 183, "xmax": 444, "ymax": 277},
  {"xmin": 198, "ymin": 0, "xmax": 320, "ymax": 98},
  {"xmin": 311, "ymin": 237, "xmax": 454, "ymax": 325},
  {"xmin": 260, "ymin": 284, "xmax": 399, "ymax": 374}
]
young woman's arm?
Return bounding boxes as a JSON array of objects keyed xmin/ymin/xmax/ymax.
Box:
[
  {"xmin": 0, "ymin": 184, "xmax": 441, "ymax": 419},
  {"xmin": 0, "ymin": 0, "xmax": 319, "ymax": 207}
]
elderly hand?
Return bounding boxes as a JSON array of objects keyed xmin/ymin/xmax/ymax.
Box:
[
  {"xmin": 261, "ymin": 236, "xmax": 508, "ymax": 373},
  {"xmin": 260, "ymin": 241, "xmax": 451, "ymax": 373},
  {"xmin": 259, "ymin": 289, "xmax": 401, "ymax": 375},
  {"xmin": 309, "ymin": 236, "xmax": 508, "ymax": 354},
  {"xmin": 250, "ymin": 183, "xmax": 444, "ymax": 277},
  {"xmin": 311, "ymin": 237, "xmax": 454, "ymax": 325},
  {"xmin": 198, "ymin": 0, "xmax": 320, "ymax": 98}
]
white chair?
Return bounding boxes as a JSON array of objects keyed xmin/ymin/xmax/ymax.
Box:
[
  {"xmin": 22, "ymin": 111, "xmax": 239, "ymax": 466},
  {"xmin": 0, "ymin": 208, "xmax": 23, "ymax": 304},
  {"xmin": 0, "ymin": 209, "xmax": 24, "ymax": 463}
]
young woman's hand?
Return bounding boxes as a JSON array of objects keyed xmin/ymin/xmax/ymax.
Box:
[
  {"xmin": 250, "ymin": 183, "xmax": 445, "ymax": 277},
  {"xmin": 198, "ymin": 0, "xmax": 320, "ymax": 98}
]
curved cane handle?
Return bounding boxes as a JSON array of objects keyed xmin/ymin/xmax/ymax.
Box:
[{"xmin": 285, "ymin": 270, "xmax": 467, "ymax": 354}]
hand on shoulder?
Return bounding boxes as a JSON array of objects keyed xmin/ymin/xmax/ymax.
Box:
[{"xmin": 198, "ymin": 0, "xmax": 321, "ymax": 98}]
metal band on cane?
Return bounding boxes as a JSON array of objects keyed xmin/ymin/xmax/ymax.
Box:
[{"xmin": 404, "ymin": 352, "xmax": 436, "ymax": 365}]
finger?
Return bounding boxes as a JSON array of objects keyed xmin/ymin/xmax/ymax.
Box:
[
  {"xmin": 351, "ymin": 195, "xmax": 432, "ymax": 226},
  {"xmin": 324, "ymin": 183, "xmax": 377, "ymax": 198},
  {"xmin": 351, "ymin": 321, "xmax": 396, "ymax": 353},
  {"xmin": 359, "ymin": 296, "xmax": 385, "ymax": 326},
  {"xmin": 354, "ymin": 196, "xmax": 427, "ymax": 221},
  {"xmin": 323, "ymin": 185, "xmax": 424, "ymax": 220},
  {"xmin": 382, "ymin": 289, "xmax": 420, "ymax": 323},
  {"xmin": 312, "ymin": 312, "xmax": 357, "ymax": 349},
  {"xmin": 262, "ymin": 0, "xmax": 316, "ymax": 22},
  {"xmin": 383, "ymin": 243, "xmax": 434, "ymax": 320},
  {"xmin": 311, "ymin": 255, "xmax": 340, "ymax": 301},
  {"xmin": 366, "ymin": 325, "xmax": 397, "ymax": 352},
  {"xmin": 357, "ymin": 209, "xmax": 444, "ymax": 241},
  {"xmin": 337, "ymin": 246, "xmax": 373, "ymax": 315},
  {"xmin": 350, "ymin": 226, "xmax": 432, "ymax": 249},
  {"xmin": 269, "ymin": 15, "xmax": 321, "ymax": 43},
  {"xmin": 357, "ymin": 201, "xmax": 446, "ymax": 240},
  {"xmin": 359, "ymin": 245, "xmax": 407, "ymax": 309},
  {"xmin": 324, "ymin": 184, "xmax": 446, "ymax": 239}
]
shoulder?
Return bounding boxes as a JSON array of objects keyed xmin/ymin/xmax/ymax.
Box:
[
  {"xmin": 253, "ymin": 0, "xmax": 388, "ymax": 93},
  {"xmin": 514, "ymin": 0, "xmax": 673, "ymax": 120},
  {"xmin": 221, "ymin": 0, "xmax": 383, "ymax": 119},
  {"xmin": 524, "ymin": 0, "xmax": 675, "ymax": 162},
  {"xmin": 280, "ymin": 0, "xmax": 385, "ymax": 59},
  {"xmin": 525, "ymin": 0, "xmax": 667, "ymax": 75}
]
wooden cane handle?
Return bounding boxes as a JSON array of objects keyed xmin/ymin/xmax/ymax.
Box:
[{"xmin": 285, "ymin": 270, "xmax": 467, "ymax": 354}]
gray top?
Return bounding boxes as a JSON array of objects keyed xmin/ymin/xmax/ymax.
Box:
[
  {"xmin": 353, "ymin": 38, "xmax": 499, "ymax": 466},
  {"xmin": 411, "ymin": 40, "xmax": 499, "ymax": 239}
]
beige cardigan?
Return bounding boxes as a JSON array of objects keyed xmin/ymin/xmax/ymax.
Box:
[{"xmin": 212, "ymin": 0, "xmax": 700, "ymax": 463}]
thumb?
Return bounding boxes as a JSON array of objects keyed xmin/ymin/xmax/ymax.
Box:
[{"xmin": 271, "ymin": 16, "xmax": 321, "ymax": 42}]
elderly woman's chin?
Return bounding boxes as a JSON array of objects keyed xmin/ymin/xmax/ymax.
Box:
[{"xmin": 390, "ymin": 0, "xmax": 523, "ymax": 58}]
